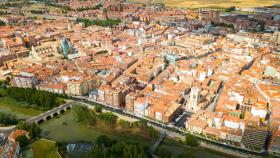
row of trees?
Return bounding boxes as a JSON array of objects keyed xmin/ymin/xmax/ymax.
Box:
[
  {"xmin": 211, "ymin": 22, "xmax": 234, "ymax": 29},
  {"xmin": 72, "ymin": 104, "xmax": 200, "ymax": 158},
  {"xmin": 0, "ymin": 112, "xmax": 18, "ymax": 126},
  {"xmin": 0, "ymin": 2, "xmax": 19, "ymax": 9},
  {"xmin": 31, "ymin": 10, "xmax": 45, "ymax": 14},
  {"xmin": 72, "ymin": 104, "xmax": 118, "ymax": 127},
  {"xmin": 84, "ymin": 135, "xmax": 150, "ymax": 158},
  {"xmin": 44, "ymin": 1, "xmax": 72, "ymax": 11},
  {"xmin": 77, "ymin": 18, "xmax": 121, "ymax": 27},
  {"xmin": 83, "ymin": 135, "xmax": 195, "ymax": 158},
  {"xmin": 224, "ymin": 6, "xmax": 236, "ymax": 12},
  {"xmin": 0, "ymin": 87, "xmax": 65, "ymax": 109},
  {"xmin": 77, "ymin": 4, "xmax": 102, "ymax": 12},
  {"xmin": 0, "ymin": 11, "xmax": 8, "ymax": 15},
  {"xmin": 73, "ymin": 104, "xmax": 163, "ymax": 139}
]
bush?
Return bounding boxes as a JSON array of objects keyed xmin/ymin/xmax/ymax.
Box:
[
  {"xmin": 17, "ymin": 122, "xmax": 41, "ymax": 139},
  {"xmin": 0, "ymin": 112, "xmax": 18, "ymax": 125},
  {"xmin": 99, "ymin": 112, "xmax": 117, "ymax": 126},
  {"xmin": 72, "ymin": 104, "xmax": 92, "ymax": 123}
]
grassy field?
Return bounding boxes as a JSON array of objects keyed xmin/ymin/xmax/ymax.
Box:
[
  {"xmin": 31, "ymin": 139, "xmax": 61, "ymax": 158},
  {"xmin": 130, "ymin": 0, "xmax": 280, "ymax": 8},
  {"xmin": 0, "ymin": 97, "xmax": 43, "ymax": 119}
]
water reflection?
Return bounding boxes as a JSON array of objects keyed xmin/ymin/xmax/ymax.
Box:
[{"xmin": 66, "ymin": 143, "xmax": 93, "ymax": 158}]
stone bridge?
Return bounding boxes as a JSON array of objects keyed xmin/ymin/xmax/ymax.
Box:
[{"xmin": 26, "ymin": 101, "xmax": 74, "ymax": 125}]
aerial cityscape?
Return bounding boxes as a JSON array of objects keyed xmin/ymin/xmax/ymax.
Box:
[{"xmin": 0, "ymin": 0, "xmax": 279, "ymax": 158}]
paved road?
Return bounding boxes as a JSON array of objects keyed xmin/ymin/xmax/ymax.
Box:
[{"xmin": 207, "ymin": 84, "xmax": 224, "ymax": 112}]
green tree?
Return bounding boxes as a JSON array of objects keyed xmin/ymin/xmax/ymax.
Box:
[
  {"xmin": 5, "ymin": 76, "xmax": 11, "ymax": 85},
  {"xmin": 0, "ymin": 20, "xmax": 5, "ymax": 26},
  {"xmin": 87, "ymin": 135, "xmax": 150, "ymax": 158},
  {"xmin": 16, "ymin": 135, "xmax": 29, "ymax": 147},
  {"xmin": 185, "ymin": 134, "xmax": 198, "ymax": 147},
  {"xmin": 99, "ymin": 112, "xmax": 117, "ymax": 127},
  {"xmin": 95, "ymin": 104, "xmax": 102, "ymax": 113},
  {"xmin": 72, "ymin": 104, "xmax": 92, "ymax": 122},
  {"xmin": 225, "ymin": 6, "xmax": 236, "ymax": 12},
  {"xmin": 147, "ymin": 126, "xmax": 159, "ymax": 138},
  {"xmin": 119, "ymin": 119, "xmax": 131, "ymax": 128},
  {"xmin": 1, "ymin": 87, "xmax": 64, "ymax": 109},
  {"xmin": 17, "ymin": 122, "xmax": 41, "ymax": 139},
  {"xmin": 91, "ymin": 144, "xmax": 105, "ymax": 158},
  {"xmin": 76, "ymin": 18, "xmax": 121, "ymax": 27},
  {"xmin": 96, "ymin": 135, "xmax": 114, "ymax": 147}
]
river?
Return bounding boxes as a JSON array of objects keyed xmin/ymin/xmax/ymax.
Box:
[{"xmin": 40, "ymin": 111, "xmax": 233, "ymax": 158}]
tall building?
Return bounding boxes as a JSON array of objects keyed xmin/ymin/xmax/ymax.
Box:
[
  {"xmin": 61, "ymin": 37, "xmax": 71, "ymax": 58},
  {"xmin": 188, "ymin": 87, "xmax": 201, "ymax": 112}
]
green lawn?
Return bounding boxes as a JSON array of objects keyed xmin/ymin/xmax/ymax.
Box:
[
  {"xmin": 31, "ymin": 139, "xmax": 61, "ymax": 158},
  {"xmin": 0, "ymin": 97, "xmax": 43, "ymax": 119},
  {"xmin": 40, "ymin": 111, "xmax": 153, "ymax": 145}
]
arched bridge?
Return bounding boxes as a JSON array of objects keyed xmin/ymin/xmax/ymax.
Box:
[{"xmin": 26, "ymin": 101, "xmax": 74, "ymax": 125}]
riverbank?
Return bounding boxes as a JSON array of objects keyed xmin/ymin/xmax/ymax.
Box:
[
  {"xmin": 0, "ymin": 97, "xmax": 43, "ymax": 119},
  {"xmin": 22, "ymin": 139, "xmax": 61, "ymax": 158},
  {"xmin": 40, "ymin": 110, "xmax": 153, "ymax": 144},
  {"xmin": 40, "ymin": 110, "xmax": 231, "ymax": 158}
]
